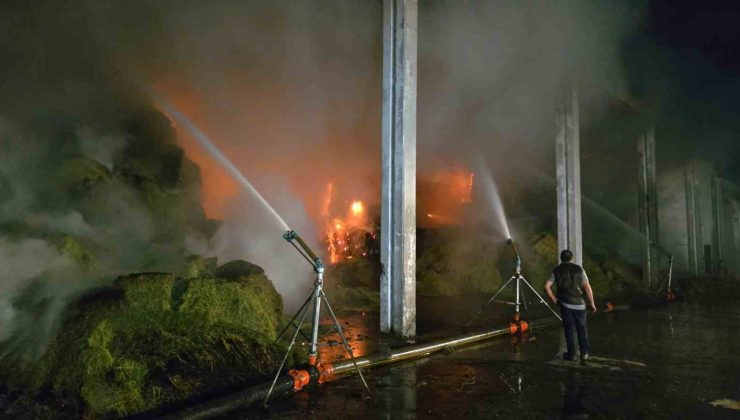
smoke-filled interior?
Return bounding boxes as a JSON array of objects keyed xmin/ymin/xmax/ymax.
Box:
[{"xmin": 2, "ymin": 0, "xmax": 740, "ymax": 418}]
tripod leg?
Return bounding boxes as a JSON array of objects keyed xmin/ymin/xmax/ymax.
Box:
[
  {"xmin": 520, "ymin": 278, "xmax": 530, "ymax": 313},
  {"xmin": 294, "ymin": 323, "xmax": 311, "ymax": 343},
  {"xmin": 274, "ymin": 293, "xmax": 312, "ymax": 344},
  {"xmin": 320, "ymin": 290, "xmax": 371, "ymax": 394},
  {"xmin": 656, "ymin": 278, "xmax": 669, "ymax": 296},
  {"xmin": 466, "ymin": 276, "xmax": 516, "ymax": 327},
  {"xmin": 264, "ymin": 298, "xmax": 311, "ymax": 407},
  {"xmin": 521, "ymin": 277, "xmax": 562, "ymax": 321}
]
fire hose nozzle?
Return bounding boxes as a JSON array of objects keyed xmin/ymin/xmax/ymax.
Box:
[
  {"xmin": 507, "ymin": 238, "xmax": 520, "ymax": 256},
  {"xmin": 284, "ymin": 229, "xmax": 324, "ymax": 270},
  {"xmin": 508, "ymin": 238, "xmax": 522, "ymax": 273}
]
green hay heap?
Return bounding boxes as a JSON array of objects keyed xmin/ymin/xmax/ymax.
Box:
[
  {"xmin": 324, "ymin": 258, "xmax": 380, "ymax": 312},
  {"xmin": 527, "ymin": 233, "xmax": 642, "ymax": 299},
  {"xmin": 0, "ymin": 261, "xmax": 290, "ymax": 418},
  {"xmin": 415, "ymin": 229, "xmax": 642, "ymax": 300},
  {"xmin": 416, "ymin": 228, "xmax": 503, "ymax": 297}
]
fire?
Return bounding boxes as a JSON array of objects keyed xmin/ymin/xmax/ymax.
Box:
[
  {"xmin": 326, "ymin": 203, "xmax": 370, "ymax": 264},
  {"xmin": 351, "ymin": 201, "xmax": 364, "ymax": 217},
  {"xmin": 323, "ymin": 183, "xmax": 376, "ymax": 264}
]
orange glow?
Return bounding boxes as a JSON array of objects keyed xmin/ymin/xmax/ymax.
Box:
[
  {"xmin": 418, "ymin": 166, "xmax": 475, "ymax": 228},
  {"xmin": 429, "ymin": 167, "xmax": 474, "ymax": 204},
  {"xmin": 153, "ymin": 82, "xmax": 239, "ymax": 219},
  {"xmin": 151, "ymin": 70, "xmax": 385, "ymax": 249},
  {"xmin": 322, "ymin": 182, "xmax": 334, "ymax": 219}
]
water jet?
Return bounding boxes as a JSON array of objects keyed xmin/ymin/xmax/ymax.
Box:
[{"xmin": 156, "ymin": 95, "xmax": 291, "ymax": 231}]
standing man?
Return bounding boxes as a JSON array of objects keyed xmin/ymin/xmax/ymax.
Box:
[{"xmin": 545, "ymin": 249, "xmax": 596, "ymax": 365}]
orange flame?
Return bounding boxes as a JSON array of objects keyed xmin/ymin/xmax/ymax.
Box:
[
  {"xmin": 323, "ymin": 184, "xmax": 373, "ymax": 264},
  {"xmin": 351, "ymin": 201, "xmax": 364, "ymax": 217}
]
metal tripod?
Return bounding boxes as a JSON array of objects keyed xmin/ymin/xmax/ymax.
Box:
[
  {"xmin": 467, "ymin": 254, "xmax": 561, "ymax": 327},
  {"xmin": 655, "ymin": 254, "xmax": 676, "ymax": 300},
  {"xmin": 264, "ymin": 231, "xmax": 370, "ymax": 406}
]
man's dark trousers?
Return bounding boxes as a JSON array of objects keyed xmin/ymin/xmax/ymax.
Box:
[{"xmin": 560, "ymin": 305, "xmax": 589, "ymax": 357}]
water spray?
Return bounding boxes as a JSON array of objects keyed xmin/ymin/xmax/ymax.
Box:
[
  {"xmin": 155, "ymin": 95, "xmax": 290, "ymax": 231},
  {"xmin": 155, "ymin": 95, "xmax": 368, "ymax": 403},
  {"xmin": 479, "ymin": 165, "xmax": 512, "ymax": 239},
  {"xmin": 264, "ymin": 229, "xmax": 370, "ymax": 405}
]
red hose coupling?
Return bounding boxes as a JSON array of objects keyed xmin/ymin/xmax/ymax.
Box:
[
  {"xmin": 317, "ymin": 362, "xmax": 335, "ymax": 384},
  {"xmin": 519, "ymin": 320, "xmax": 529, "ymax": 333},
  {"xmin": 288, "ymin": 369, "xmax": 310, "ymax": 391}
]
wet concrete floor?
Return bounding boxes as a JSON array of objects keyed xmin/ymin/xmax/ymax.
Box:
[{"xmin": 240, "ymin": 300, "xmax": 740, "ymax": 419}]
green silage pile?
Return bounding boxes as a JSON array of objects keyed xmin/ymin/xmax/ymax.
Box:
[
  {"xmin": 0, "ymin": 262, "xmax": 290, "ymax": 418},
  {"xmin": 416, "ymin": 230, "xmax": 643, "ymax": 300}
]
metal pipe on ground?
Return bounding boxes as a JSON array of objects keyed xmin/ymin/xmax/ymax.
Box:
[
  {"xmin": 160, "ymin": 376, "xmax": 294, "ymax": 420},
  {"xmin": 162, "ymin": 319, "xmax": 566, "ymax": 420},
  {"xmin": 157, "ymin": 304, "xmax": 636, "ymax": 419}
]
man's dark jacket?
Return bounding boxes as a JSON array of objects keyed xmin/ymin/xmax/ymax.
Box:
[{"xmin": 552, "ymin": 262, "xmax": 586, "ymax": 306}]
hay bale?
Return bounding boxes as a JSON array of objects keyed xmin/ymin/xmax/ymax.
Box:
[
  {"xmin": 416, "ymin": 228, "xmax": 503, "ymax": 297},
  {"xmin": 0, "ymin": 268, "xmax": 288, "ymax": 418},
  {"xmin": 214, "ymin": 259, "xmax": 265, "ymax": 280},
  {"xmin": 324, "ymin": 258, "xmax": 380, "ymax": 311}
]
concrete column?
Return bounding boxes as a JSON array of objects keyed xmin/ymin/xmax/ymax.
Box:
[
  {"xmin": 685, "ymin": 161, "xmax": 699, "ymax": 276},
  {"xmin": 733, "ymin": 200, "xmax": 740, "ymax": 279},
  {"xmin": 720, "ymin": 194, "xmax": 737, "ymax": 278},
  {"xmin": 380, "ymin": 0, "xmax": 417, "ymax": 337},
  {"xmin": 685, "ymin": 160, "xmax": 717, "ymax": 275},
  {"xmin": 556, "ymin": 88, "xmax": 583, "ymax": 265},
  {"xmin": 712, "ymin": 177, "xmax": 724, "ymax": 277},
  {"xmin": 638, "ymin": 127, "xmax": 659, "ymax": 287}
]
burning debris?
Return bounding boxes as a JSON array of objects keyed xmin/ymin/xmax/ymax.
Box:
[
  {"xmin": 323, "ymin": 183, "xmax": 378, "ymax": 264},
  {"xmin": 320, "ymin": 167, "xmax": 475, "ymax": 266}
]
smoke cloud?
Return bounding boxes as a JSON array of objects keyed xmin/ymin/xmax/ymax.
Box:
[
  {"xmin": 0, "ymin": 0, "xmax": 650, "ymax": 354},
  {"xmin": 148, "ymin": 0, "xmax": 643, "ymax": 251}
]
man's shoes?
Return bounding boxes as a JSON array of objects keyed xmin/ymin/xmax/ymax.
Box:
[
  {"xmin": 562, "ymin": 353, "xmax": 576, "ymax": 361},
  {"xmin": 580, "ymin": 353, "xmax": 590, "ymax": 366}
]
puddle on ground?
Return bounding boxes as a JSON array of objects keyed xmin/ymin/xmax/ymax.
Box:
[
  {"xmin": 233, "ymin": 301, "xmax": 740, "ymax": 419},
  {"xmin": 547, "ymin": 355, "xmax": 646, "ymax": 371}
]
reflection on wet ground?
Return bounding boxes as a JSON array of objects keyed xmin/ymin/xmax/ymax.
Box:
[
  {"xmin": 314, "ymin": 313, "xmax": 378, "ymax": 362},
  {"xmin": 246, "ymin": 300, "xmax": 740, "ymax": 419}
]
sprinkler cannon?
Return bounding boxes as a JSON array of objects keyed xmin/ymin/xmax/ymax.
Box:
[
  {"xmin": 266, "ymin": 229, "xmax": 369, "ymax": 404},
  {"xmin": 283, "ymin": 230, "xmax": 324, "ymax": 272},
  {"xmin": 507, "ymin": 238, "xmax": 522, "ymax": 275},
  {"xmin": 467, "ymin": 236, "xmax": 562, "ymax": 331}
]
